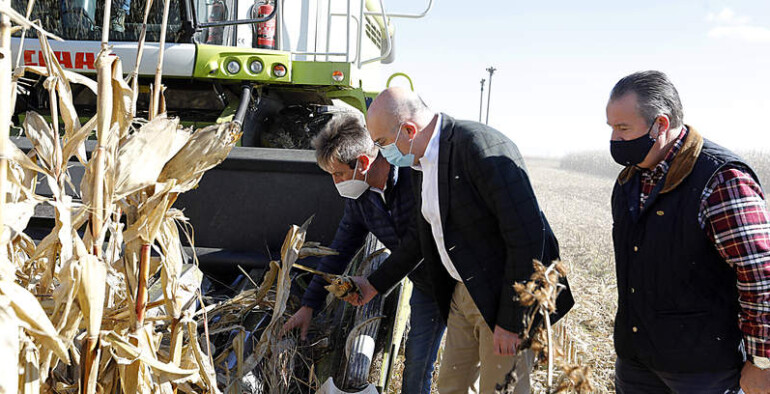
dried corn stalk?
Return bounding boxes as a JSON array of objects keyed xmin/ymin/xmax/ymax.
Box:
[
  {"xmin": 497, "ymin": 261, "xmax": 593, "ymax": 394},
  {"xmin": 0, "ymin": 3, "xmax": 239, "ymax": 393}
]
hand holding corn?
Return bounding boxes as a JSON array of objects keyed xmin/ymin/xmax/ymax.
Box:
[{"xmin": 343, "ymin": 276, "xmax": 378, "ymax": 306}]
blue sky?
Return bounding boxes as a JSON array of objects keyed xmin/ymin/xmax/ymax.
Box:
[{"xmin": 377, "ymin": 0, "xmax": 770, "ymax": 157}]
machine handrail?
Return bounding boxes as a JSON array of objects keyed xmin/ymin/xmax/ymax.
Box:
[
  {"xmin": 363, "ymin": 0, "xmax": 433, "ymax": 19},
  {"xmin": 386, "ymin": 72, "xmax": 414, "ymax": 91},
  {"xmin": 194, "ymin": 0, "xmax": 431, "ymax": 66},
  {"xmin": 358, "ymin": 0, "xmax": 391, "ymax": 67}
]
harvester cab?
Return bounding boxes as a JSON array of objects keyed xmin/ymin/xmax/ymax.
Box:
[{"xmin": 10, "ymin": 0, "xmax": 433, "ymax": 392}]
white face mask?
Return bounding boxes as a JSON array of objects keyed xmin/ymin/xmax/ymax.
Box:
[{"xmin": 335, "ymin": 159, "xmax": 370, "ymax": 199}]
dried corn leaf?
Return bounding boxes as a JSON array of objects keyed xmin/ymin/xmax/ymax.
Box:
[
  {"xmin": 80, "ymin": 123, "xmax": 118, "ymax": 208},
  {"xmin": 183, "ymin": 316, "xmax": 221, "ymax": 393},
  {"xmin": 120, "ymin": 239, "xmax": 143, "ymax": 310},
  {"xmin": 0, "ymin": 296, "xmax": 19, "ymax": 393},
  {"xmin": 6, "ymin": 156, "xmax": 39, "ymax": 204},
  {"xmin": 157, "ymin": 216, "xmax": 184, "ymax": 319},
  {"xmin": 299, "ymin": 243, "xmax": 338, "ymax": 259},
  {"xmin": 62, "ymin": 115, "xmax": 96, "ymax": 165},
  {"xmin": 158, "ymin": 122, "xmax": 240, "ymax": 193},
  {"xmin": 23, "ymin": 111, "xmax": 56, "ymax": 172},
  {"xmin": 1, "ymin": 199, "xmax": 42, "ymax": 245},
  {"xmin": 36, "ymin": 34, "xmax": 83, "ymax": 161},
  {"xmin": 111, "ymin": 59, "xmax": 133, "ymax": 140},
  {"xmin": 122, "ymin": 188, "xmax": 175, "ymax": 244},
  {"xmin": 17, "ymin": 66, "xmax": 98, "ymax": 94},
  {"xmin": 0, "ymin": 279, "xmax": 69, "ymax": 364},
  {"xmin": 4, "ymin": 147, "xmax": 45, "ymax": 188},
  {"xmin": 77, "ymin": 253, "xmax": 106, "ymax": 336},
  {"xmin": 254, "ymin": 260, "xmax": 279, "ymax": 305},
  {"xmin": 30, "ymin": 201, "xmax": 85, "ymax": 265},
  {"xmin": 104, "ymin": 330, "xmax": 200, "ymax": 384},
  {"xmin": 20, "ymin": 337, "xmax": 40, "ymax": 394},
  {"xmin": 114, "ymin": 117, "xmax": 181, "ymax": 199}
]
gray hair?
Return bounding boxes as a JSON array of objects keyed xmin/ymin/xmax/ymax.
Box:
[
  {"xmin": 610, "ymin": 70, "xmax": 684, "ymax": 128},
  {"xmin": 312, "ymin": 111, "xmax": 377, "ymax": 172}
]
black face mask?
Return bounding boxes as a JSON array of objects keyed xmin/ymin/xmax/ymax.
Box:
[{"xmin": 610, "ymin": 121, "xmax": 657, "ymax": 167}]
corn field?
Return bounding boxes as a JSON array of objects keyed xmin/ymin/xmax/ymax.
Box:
[
  {"xmin": 561, "ymin": 149, "xmax": 770, "ymax": 194},
  {"xmin": 0, "ymin": 2, "xmax": 312, "ymax": 392}
]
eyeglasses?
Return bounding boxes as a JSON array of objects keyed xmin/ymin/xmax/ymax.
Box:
[{"xmin": 373, "ymin": 121, "xmax": 404, "ymax": 148}]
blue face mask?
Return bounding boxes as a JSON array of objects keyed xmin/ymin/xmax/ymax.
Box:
[{"xmin": 380, "ymin": 123, "xmax": 415, "ymax": 167}]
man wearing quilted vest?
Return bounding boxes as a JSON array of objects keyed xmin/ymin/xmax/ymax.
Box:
[{"xmin": 607, "ymin": 70, "xmax": 770, "ymax": 393}]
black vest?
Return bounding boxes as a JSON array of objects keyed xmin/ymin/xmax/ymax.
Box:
[{"xmin": 611, "ymin": 137, "xmax": 758, "ymax": 373}]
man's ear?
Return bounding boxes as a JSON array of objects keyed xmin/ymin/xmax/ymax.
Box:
[
  {"xmin": 654, "ymin": 115, "xmax": 671, "ymax": 138},
  {"xmin": 358, "ymin": 155, "xmax": 372, "ymax": 174},
  {"xmin": 403, "ymin": 122, "xmax": 418, "ymax": 139}
]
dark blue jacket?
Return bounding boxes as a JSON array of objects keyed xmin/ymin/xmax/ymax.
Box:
[{"xmin": 302, "ymin": 166, "xmax": 429, "ymax": 310}]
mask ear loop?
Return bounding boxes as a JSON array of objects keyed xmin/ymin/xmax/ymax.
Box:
[
  {"xmin": 398, "ymin": 122, "xmax": 415, "ymax": 156},
  {"xmin": 352, "ymin": 157, "xmax": 371, "ymax": 184},
  {"xmin": 648, "ymin": 117, "xmax": 659, "ymax": 141},
  {"xmin": 350, "ymin": 159, "xmax": 360, "ymax": 181}
]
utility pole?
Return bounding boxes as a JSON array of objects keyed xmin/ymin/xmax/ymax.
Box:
[
  {"xmin": 479, "ymin": 78, "xmax": 486, "ymax": 122},
  {"xmin": 485, "ymin": 66, "xmax": 496, "ymax": 125}
]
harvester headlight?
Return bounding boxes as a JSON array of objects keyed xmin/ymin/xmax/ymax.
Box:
[
  {"xmin": 273, "ymin": 64, "xmax": 287, "ymax": 78},
  {"xmin": 226, "ymin": 60, "xmax": 241, "ymax": 75},
  {"xmin": 332, "ymin": 71, "xmax": 344, "ymax": 82},
  {"xmin": 249, "ymin": 60, "xmax": 264, "ymax": 74}
]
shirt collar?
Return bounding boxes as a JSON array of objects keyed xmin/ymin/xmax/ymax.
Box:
[
  {"xmin": 644, "ymin": 127, "xmax": 688, "ymax": 177},
  {"xmin": 368, "ymin": 163, "xmax": 398, "ymax": 194},
  {"xmin": 417, "ymin": 113, "xmax": 442, "ymax": 168}
]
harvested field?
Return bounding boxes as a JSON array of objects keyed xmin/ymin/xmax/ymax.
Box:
[{"xmin": 528, "ymin": 158, "xmax": 617, "ymax": 393}]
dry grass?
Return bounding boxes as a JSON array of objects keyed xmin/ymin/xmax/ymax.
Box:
[{"xmin": 528, "ymin": 158, "xmax": 618, "ymax": 393}]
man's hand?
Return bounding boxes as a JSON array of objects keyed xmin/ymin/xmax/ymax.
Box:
[
  {"xmin": 343, "ymin": 276, "xmax": 378, "ymax": 306},
  {"xmin": 741, "ymin": 361, "xmax": 770, "ymax": 394},
  {"xmin": 493, "ymin": 325, "xmax": 521, "ymax": 356},
  {"xmin": 280, "ymin": 306, "xmax": 313, "ymax": 341}
]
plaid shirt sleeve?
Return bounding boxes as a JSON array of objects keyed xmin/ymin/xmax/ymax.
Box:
[{"xmin": 699, "ymin": 166, "xmax": 770, "ymax": 358}]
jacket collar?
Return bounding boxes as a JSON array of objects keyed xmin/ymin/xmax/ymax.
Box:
[
  {"xmin": 439, "ymin": 113, "xmax": 455, "ymax": 143},
  {"xmin": 438, "ymin": 113, "xmax": 455, "ymax": 224},
  {"xmin": 617, "ymin": 125, "xmax": 703, "ymax": 194}
]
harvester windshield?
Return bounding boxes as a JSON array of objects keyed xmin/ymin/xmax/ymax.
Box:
[
  {"xmin": 193, "ymin": 0, "xmax": 278, "ymax": 48},
  {"xmin": 11, "ymin": 0, "xmax": 185, "ymax": 42}
]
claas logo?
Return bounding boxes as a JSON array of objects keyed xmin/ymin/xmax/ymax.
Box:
[{"xmin": 23, "ymin": 50, "xmax": 97, "ymax": 70}]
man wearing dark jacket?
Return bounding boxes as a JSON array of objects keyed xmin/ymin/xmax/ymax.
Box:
[
  {"xmin": 348, "ymin": 88, "xmax": 574, "ymax": 393},
  {"xmin": 606, "ymin": 70, "xmax": 770, "ymax": 393},
  {"xmin": 280, "ymin": 111, "xmax": 445, "ymax": 394}
]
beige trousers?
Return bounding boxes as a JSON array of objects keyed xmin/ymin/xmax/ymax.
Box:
[{"xmin": 437, "ymin": 283, "xmax": 533, "ymax": 394}]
